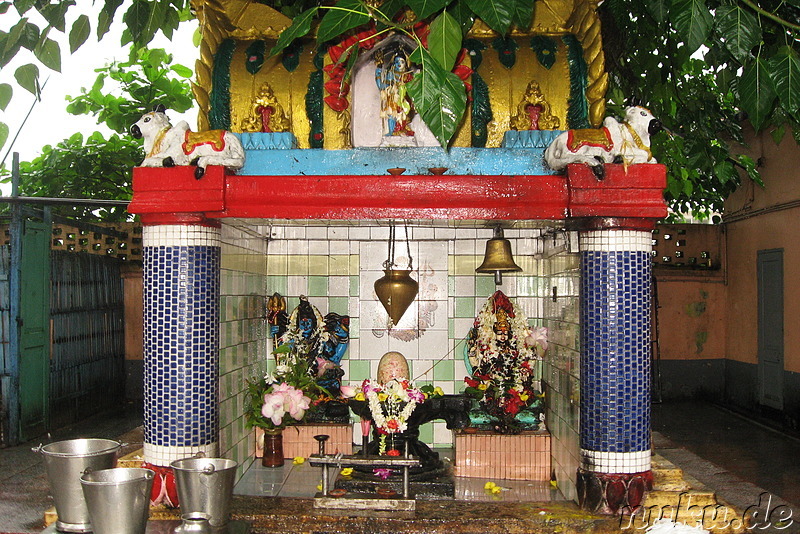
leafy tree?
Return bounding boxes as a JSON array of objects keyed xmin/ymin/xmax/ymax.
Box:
[
  {"xmin": 2, "ymin": 0, "xmax": 798, "ymax": 218},
  {"xmin": 270, "ymin": 0, "xmax": 798, "ymax": 220},
  {"xmin": 0, "ymin": 47, "xmax": 193, "ymax": 221},
  {"xmin": 0, "ymin": 0, "xmax": 194, "ymax": 149}
]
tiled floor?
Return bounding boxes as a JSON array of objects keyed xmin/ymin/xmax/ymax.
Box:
[{"xmin": 234, "ymin": 449, "xmax": 560, "ymax": 503}]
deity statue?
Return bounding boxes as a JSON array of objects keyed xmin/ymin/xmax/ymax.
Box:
[
  {"xmin": 464, "ymin": 291, "xmax": 547, "ymax": 433},
  {"xmin": 375, "ymin": 48, "xmax": 416, "ymax": 137},
  {"xmin": 276, "ymin": 296, "xmax": 350, "ymax": 400}
]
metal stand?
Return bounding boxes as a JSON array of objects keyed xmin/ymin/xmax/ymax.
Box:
[{"xmin": 309, "ymin": 434, "xmax": 421, "ymax": 516}]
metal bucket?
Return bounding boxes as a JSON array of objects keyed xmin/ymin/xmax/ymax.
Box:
[
  {"xmin": 170, "ymin": 458, "xmax": 238, "ymax": 533},
  {"xmin": 37, "ymin": 438, "xmax": 122, "ymax": 532},
  {"xmin": 80, "ymin": 468, "xmax": 155, "ymax": 534}
]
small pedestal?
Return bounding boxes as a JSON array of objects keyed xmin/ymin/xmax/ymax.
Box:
[
  {"xmin": 255, "ymin": 424, "xmax": 352, "ymax": 459},
  {"xmin": 454, "ymin": 429, "xmax": 551, "ymax": 480}
]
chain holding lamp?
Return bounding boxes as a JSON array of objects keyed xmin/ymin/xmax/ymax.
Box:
[
  {"xmin": 476, "ymin": 226, "xmax": 522, "ymax": 285},
  {"xmin": 374, "ymin": 222, "xmax": 418, "ymax": 326}
]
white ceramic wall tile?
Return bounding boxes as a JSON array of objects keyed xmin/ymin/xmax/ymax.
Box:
[
  {"xmin": 329, "ymin": 240, "xmax": 349, "ymax": 255},
  {"xmin": 417, "ymin": 270, "xmax": 447, "ymax": 301},
  {"xmin": 287, "ymin": 275, "xmax": 308, "ymax": 296},
  {"xmin": 359, "ymin": 330, "xmax": 391, "ymax": 358},
  {"xmin": 308, "ymin": 240, "xmax": 329, "ymax": 255},
  {"xmin": 328, "ymin": 276, "xmax": 350, "ymax": 296},
  {"xmin": 306, "ymin": 226, "xmax": 328, "ymax": 239}
]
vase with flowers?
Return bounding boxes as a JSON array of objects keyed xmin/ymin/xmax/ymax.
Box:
[{"xmin": 245, "ymin": 344, "xmax": 325, "ymax": 467}]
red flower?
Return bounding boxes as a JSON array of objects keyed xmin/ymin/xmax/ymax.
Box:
[
  {"xmin": 386, "ymin": 419, "xmax": 399, "ymax": 430},
  {"xmin": 386, "ymin": 449, "xmax": 401, "ymax": 457},
  {"xmin": 323, "ymin": 95, "xmax": 349, "ymax": 112},
  {"xmin": 465, "ymin": 377, "xmax": 479, "ymax": 388}
]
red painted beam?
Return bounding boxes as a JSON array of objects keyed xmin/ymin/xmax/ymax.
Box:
[
  {"xmin": 216, "ymin": 174, "xmax": 568, "ymax": 220},
  {"xmin": 128, "ymin": 163, "xmax": 668, "ymax": 222},
  {"xmin": 567, "ymin": 163, "xmax": 668, "ymax": 220}
]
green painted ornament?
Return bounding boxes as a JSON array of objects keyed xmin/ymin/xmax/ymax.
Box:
[
  {"xmin": 245, "ymin": 41, "xmax": 266, "ymax": 75},
  {"xmin": 530, "ymin": 36, "xmax": 557, "ymax": 70}
]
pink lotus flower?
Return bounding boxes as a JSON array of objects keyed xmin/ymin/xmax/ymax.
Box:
[
  {"xmin": 339, "ymin": 385, "xmax": 357, "ymax": 398},
  {"xmin": 261, "ymin": 383, "xmax": 311, "ymax": 426},
  {"xmin": 316, "ymin": 356, "xmax": 339, "ymax": 378},
  {"xmin": 261, "ymin": 393, "xmax": 286, "ymax": 426}
]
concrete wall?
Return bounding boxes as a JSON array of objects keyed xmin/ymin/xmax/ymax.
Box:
[{"xmin": 656, "ymin": 128, "xmax": 800, "ymax": 431}]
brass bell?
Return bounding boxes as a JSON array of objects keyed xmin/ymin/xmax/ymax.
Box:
[
  {"xmin": 374, "ymin": 269, "xmax": 419, "ymax": 325},
  {"xmin": 476, "ymin": 227, "xmax": 522, "ymax": 285}
]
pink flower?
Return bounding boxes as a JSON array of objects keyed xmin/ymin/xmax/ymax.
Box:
[
  {"xmin": 373, "ymin": 468, "xmax": 393, "ymax": 480},
  {"xmin": 261, "ymin": 393, "xmax": 286, "ymax": 426},
  {"xmin": 316, "ymin": 356, "xmax": 339, "ymax": 378},
  {"xmin": 340, "ymin": 385, "xmax": 357, "ymax": 398},
  {"xmin": 525, "ymin": 326, "xmax": 548, "ymax": 351},
  {"xmin": 407, "ymin": 388, "xmax": 425, "ymax": 403}
]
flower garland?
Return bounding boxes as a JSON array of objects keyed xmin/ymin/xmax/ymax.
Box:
[{"xmin": 360, "ymin": 378, "xmax": 424, "ymax": 434}]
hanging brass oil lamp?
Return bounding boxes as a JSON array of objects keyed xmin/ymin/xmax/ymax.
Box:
[
  {"xmin": 476, "ymin": 226, "xmax": 522, "ymax": 285},
  {"xmin": 374, "ymin": 223, "xmax": 418, "ymax": 326}
]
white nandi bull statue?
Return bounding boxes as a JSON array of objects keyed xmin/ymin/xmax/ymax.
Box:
[
  {"xmin": 544, "ymin": 106, "xmax": 662, "ymax": 179},
  {"xmin": 130, "ymin": 105, "xmax": 245, "ymax": 179}
]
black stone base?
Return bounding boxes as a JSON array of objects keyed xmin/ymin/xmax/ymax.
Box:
[{"xmin": 335, "ymin": 463, "xmax": 456, "ymax": 500}]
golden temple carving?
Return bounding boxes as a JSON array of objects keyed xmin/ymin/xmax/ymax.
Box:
[
  {"xmin": 241, "ymin": 83, "xmax": 291, "ymax": 133},
  {"xmin": 509, "ymin": 82, "xmax": 560, "ymax": 131}
]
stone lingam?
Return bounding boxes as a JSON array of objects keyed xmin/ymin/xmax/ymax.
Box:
[{"xmin": 336, "ymin": 351, "xmax": 471, "ymax": 499}]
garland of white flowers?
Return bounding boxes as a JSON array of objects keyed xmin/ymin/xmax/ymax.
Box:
[
  {"xmin": 364, "ymin": 379, "xmax": 422, "ymax": 434},
  {"xmin": 469, "ymin": 297, "xmax": 536, "ymax": 368}
]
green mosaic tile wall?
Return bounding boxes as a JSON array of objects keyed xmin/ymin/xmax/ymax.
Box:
[{"xmin": 219, "ymin": 224, "xmax": 268, "ymax": 479}]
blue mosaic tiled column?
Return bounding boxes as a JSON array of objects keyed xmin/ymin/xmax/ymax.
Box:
[
  {"xmin": 142, "ymin": 224, "xmax": 221, "ymax": 466},
  {"xmin": 577, "ymin": 229, "xmax": 653, "ymax": 514}
]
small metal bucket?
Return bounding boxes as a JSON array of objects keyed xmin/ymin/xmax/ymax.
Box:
[
  {"xmin": 170, "ymin": 458, "xmax": 238, "ymax": 533},
  {"xmin": 80, "ymin": 468, "xmax": 155, "ymax": 534},
  {"xmin": 37, "ymin": 438, "xmax": 122, "ymax": 532}
]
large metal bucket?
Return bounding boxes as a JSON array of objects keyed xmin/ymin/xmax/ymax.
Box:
[
  {"xmin": 170, "ymin": 458, "xmax": 238, "ymax": 533},
  {"xmin": 80, "ymin": 468, "xmax": 155, "ymax": 534},
  {"xmin": 38, "ymin": 438, "xmax": 122, "ymax": 532}
]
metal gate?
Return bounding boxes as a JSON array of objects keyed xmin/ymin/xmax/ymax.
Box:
[{"xmin": 49, "ymin": 251, "xmax": 126, "ymax": 429}]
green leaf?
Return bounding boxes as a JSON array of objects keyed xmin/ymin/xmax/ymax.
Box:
[
  {"xmin": 373, "ymin": 0, "xmax": 405, "ymax": 23},
  {"xmin": 645, "ymin": 0, "xmax": 670, "ymax": 25},
  {"xmin": 428, "ymin": 10, "xmax": 462, "ymax": 71},
  {"xmin": 170, "ymin": 64, "xmax": 193, "ymax": 78},
  {"xmin": 69, "ymin": 14, "xmax": 91, "ymax": 54},
  {"xmin": 449, "ymin": 1, "xmax": 476, "ymax": 35},
  {"xmin": 0, "ymin": 83, "xmax": 11, "ymax": 110},
  {"xmin": 0, "ymin": 3, "xmax": 10, "ymax": 15},
  {"xmin": 767, "ymin": 47, "xmax": 800, "ymax": 122},
  {"xmin": 4, "ymin": 17, "xmax": 28, "ymax": 57},
  {"xmin": 739, "ymin": 56, "xmax": 776, "ymax": 131},
  {"xmin": 464, "ymin": 0, "xmax": 514, "ymax": 35},
  {"xmin": 13, "ymin": 0, "xmax": 35, "ymax": 14},
  {"xmin": 14, "ymin": 63, "xmax": 39, "ymax": 96},
  {"xmin": 406, "ymin": 0, "xmax": 449, "ymax": 20},
  {"xmin": 123, "ymin": 0, "xmax": 153, "ymax": 46},
  {"xmin": 715, "ymin": 5, "xmax": 760, "ymax": 64},
  {"xmin": 98, "ymin": 0, "xmax": 124, "ymax": 39},
  {"xmin": 317, "ymin": 0, "xmax": 369, "ymax": 44},
  {"xmin": 270, "ymin": 6, "xmax": 318, "ymax": 56},
  {"xmin": 38, "ymin": 1, "xmax": 72, "ymax": 32},
  {"xmin": 0, "ymin": 122, "xmax": 8, "ymax": 152},
  {"xmin": 511, "ymin": 0, "xmax": 534, "ymax": 29},
  {"xmin": 670, "ymin": 0, "xmax": 712, "ymax": 54},
  {"xmin": 407, "ymin": 45, "xmax": 467, "ymax": 147},
  {"xmin": 34, "ymin": 37, "xmax": 61, "ymax": 72}
]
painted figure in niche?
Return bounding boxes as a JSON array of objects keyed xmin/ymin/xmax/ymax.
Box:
[
  {"xmin": 276, "ymin": 296, "xmax": 350, "ymax": 399},
  {"xmin": 375, "ymin": 48, "xmax": 416, "ymax": 137},
  {"xmin": 464, "ymin": 290, "xmax": 547, "ymax": 433}
]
